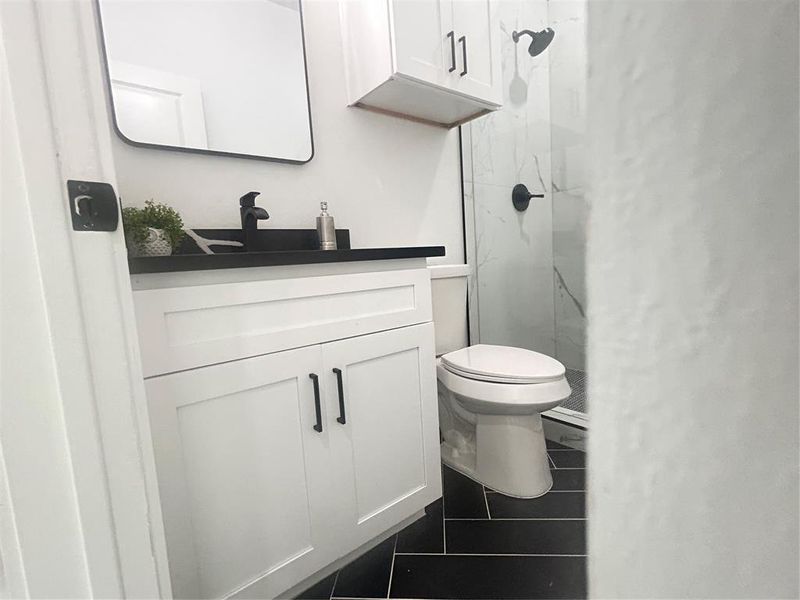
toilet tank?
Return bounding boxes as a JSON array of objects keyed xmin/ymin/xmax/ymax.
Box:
[{"xmin": 428, "ymin": 265, "xmax": 470, "ymax": 356}]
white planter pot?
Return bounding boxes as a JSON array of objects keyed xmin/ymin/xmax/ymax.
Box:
[{"xmin": 127, "ymin": 227, "xmax": 173, "ymax": 257}]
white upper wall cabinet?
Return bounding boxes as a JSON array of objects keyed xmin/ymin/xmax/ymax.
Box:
[
  {"xmin": 450, "ymin": 0, "xmax": 498, "ymax": 100},
  {"xmin": 340, "ymin": 0, "xmax": 502, "ymax": 128}
]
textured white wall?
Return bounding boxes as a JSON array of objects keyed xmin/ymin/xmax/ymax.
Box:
[
  {"xmin": 109, "ymin": 0, "xmax": 464, "ymax": 264},
  {"xmin": 587, "ymin": 1, "xmax": 799, "ymax": 598}
]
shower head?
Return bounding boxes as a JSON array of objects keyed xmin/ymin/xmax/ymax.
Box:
[{"xmin": 512, "ymin": 27, "xmax": 555, "ymax": 57}]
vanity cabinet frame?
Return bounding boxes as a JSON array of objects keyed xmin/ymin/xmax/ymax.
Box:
[{"xmin": 134, "ymin": 265, "xmax": 441, "ymax": 599}]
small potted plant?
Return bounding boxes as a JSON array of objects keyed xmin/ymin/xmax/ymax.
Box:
[{"xmin": 122, "ymin": 200, "xmax": 185, "ymax": 257}]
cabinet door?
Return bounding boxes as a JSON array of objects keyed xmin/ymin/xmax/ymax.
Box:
[
  {"xmin": 322, "ymin": 323, "xmax": 442, "ymax": 546},
  {"xmin": 450, "ymin": 0, "xmax": 502, "ymax": 104},
  {"xmin": 391, "ymin": 0, "xmax": 453, "ymax": 86},
  {"xmin": 146, "ymin": 346, "xmax": 341, "ymax": 599}
]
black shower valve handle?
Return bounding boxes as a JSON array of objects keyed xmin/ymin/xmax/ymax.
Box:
[{"xmin": 512, "ymin": 183, "xmax": 544, "ymax": 212}]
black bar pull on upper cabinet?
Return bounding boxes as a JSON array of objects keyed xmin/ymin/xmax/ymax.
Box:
[
  {"xmin": 309, "ymin": 373, "xmax": 323, "ymax": 433},
  {"xmin": 447, "ymin": 31, "xmax": 456, "ymax": 72},
  {"xmin": 333, "ymin": 368, "xmax": 346, "ymax": 424},
  {"xmin": 458, "ymin": 35, "xmax": 467, "ymax": 76}
]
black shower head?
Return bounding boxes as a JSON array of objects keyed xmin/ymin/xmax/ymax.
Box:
[{"xmin": 512, "ymin": 27, "xmax": 555, "ymax": 57}]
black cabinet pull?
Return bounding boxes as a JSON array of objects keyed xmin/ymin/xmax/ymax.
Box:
[
  {"xmin": 309, "ymin": 373, "xmax": 322, "ymax": 433},
  {"xmin": 458, "ymin": 35, "xmax": 467, "ymax": 76},
  {"xmin": 447, "ymin": 31, "xmax": 456, "ymax": 73},
  {"xmin": 333, "ymin": 368, "xmax": 346, "ymax": 424}
]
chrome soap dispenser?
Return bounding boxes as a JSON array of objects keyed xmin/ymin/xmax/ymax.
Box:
[{"xmin": 316, "ymin": 201, "xmax": 337, "ymax": 250}]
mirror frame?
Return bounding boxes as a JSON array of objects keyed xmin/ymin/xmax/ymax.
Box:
[{"xmin": 94, "ymin": 0, "xmax": 315, "ymax": 164}]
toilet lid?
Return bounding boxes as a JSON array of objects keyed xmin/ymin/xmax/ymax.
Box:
[{"xmin": 441, "ymin": 345, "xmax": 566, "ymax": 384}]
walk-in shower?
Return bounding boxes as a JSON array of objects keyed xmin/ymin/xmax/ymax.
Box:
[{"xmin": 462, "ymin": 0, "xmax": 587, "ymax": 428}]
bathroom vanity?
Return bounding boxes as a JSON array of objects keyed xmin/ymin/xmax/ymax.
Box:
[{"xmin": 131, "ymin": 249, "xmax": 444, "ymax": 599}]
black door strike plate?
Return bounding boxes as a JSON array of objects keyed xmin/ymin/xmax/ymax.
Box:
[{"xmin": 67, "ymin": 180, "xmax": 119, "ymax": 231}]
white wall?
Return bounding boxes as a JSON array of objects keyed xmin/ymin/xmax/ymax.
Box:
[
  {"xmin": 100, "ymin": 0, "xmax": 311, "ymax": 159},
  {"xmin": 108, "ymin": 0, "xmax": 464, "ymax": 264},
  {"xmin": 587, "ymin": 1, "xmax": 799, "ymax": 597}
]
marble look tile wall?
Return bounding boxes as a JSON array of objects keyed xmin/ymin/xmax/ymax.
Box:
[
  {"xmin": 464, "ymin": 0, "xmax": 587, "ymax": 369},
  {"xmin": 465, "ymin": 0, "xmax": 555, "ymax": 356}
]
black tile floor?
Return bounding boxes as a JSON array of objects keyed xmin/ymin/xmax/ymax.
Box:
[{"xmin": 294, "ymin": 440, "xmax": 587, "ymax": 600}]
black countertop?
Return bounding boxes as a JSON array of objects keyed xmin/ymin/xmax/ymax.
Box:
[{"xmin": 128, "ymin": 246, "xmax": 446, "ymax": 274}]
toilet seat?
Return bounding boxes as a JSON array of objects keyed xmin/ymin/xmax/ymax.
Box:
[
  {"xmin": 437, "ymin": 360, "xmax": 571, "ymax": 414},
  {"xmin": 441, "ymin": 344, "xmax": 566, "ymax": 384}
]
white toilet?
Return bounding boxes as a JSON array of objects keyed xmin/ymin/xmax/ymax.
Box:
[{"xmin": 430, "ymin": 266, "xmax": 572, "ymax": 499}]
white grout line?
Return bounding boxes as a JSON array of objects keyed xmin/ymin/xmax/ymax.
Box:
[
  {"xmin": 333, "ymin": 597, "xmax": 393, "ymax": 600},
  {"xmin": 441, "ymin": 499, "xmax": 447, "ymax": 554},
  {"xmin": 328, "ymin": 570, "xmax": 340, "ymax": 600},
  {"xmin": 441, "ymin": 464, "xmax": 447, "ymax": 554},
  {"xmin": 482, "ymin": 490, "xmax": 586, "ymax": 494},
  {"xmin": 394, "ymin": 552, "xmax": 587, "ymax": 557},
  {"xmin": 482, "ymin": 486, "xmax": 491, "ymax": 519},
  {"xmin": 385, "ymin": 535, "xmax": 398, "ymax": 599},
  {"xmin": 548, "ymin": 453, "xmax": 557, "ymax": 469},
  {"xmin": 444, "ymin": 517, "xmax": 586, "ymax": 521},
  {"xmin": 484, "ymin": 489, "xmax": 585, "ymax": 494}
]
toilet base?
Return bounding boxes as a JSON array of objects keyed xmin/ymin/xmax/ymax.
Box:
[{"xmin": 440, "ymin": 412, "xmax": 553, "ymax": 499}]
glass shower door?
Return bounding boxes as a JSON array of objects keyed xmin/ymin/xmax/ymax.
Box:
[{"xmin": 548, "ymin": 0, "xmax": 588, "ymax": 416}]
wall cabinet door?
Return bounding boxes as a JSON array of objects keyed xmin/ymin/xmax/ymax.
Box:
[
  {"xmin": 146, "ymin": 346, "xmax": 342, "ymax": 599},
  {"xmin": 392, "ymin": 0, "xmax": 453, "ymax": 86},
  {"xmin": 322, "ymin": 323, "xmax": 442, "ymax": 547},
  {"xmin": 450, "ymin": 0, "xmax": 502, "ymax": 103}
]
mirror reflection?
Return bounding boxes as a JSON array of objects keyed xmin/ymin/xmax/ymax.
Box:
[{"xmin": 97, "ymin": 0, "xmax": 313, "ymax": 163}]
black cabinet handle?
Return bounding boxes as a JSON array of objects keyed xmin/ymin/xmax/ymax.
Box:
[
  {"xmin": 447, "ymin": 31, "xmax": 456, "ymax": 72},
  {"xmin": 458, "ymin": 35, "xmax": 467, "ymax": 76},
  {"xmin": 332, "ymin": 368, "xmax": 346, "ymax": 424},
  {"xmin": 309, "ymin": 373, "xmax": 322, "ymax": 433}
]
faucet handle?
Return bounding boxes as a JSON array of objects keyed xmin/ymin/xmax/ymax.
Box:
[{"xmin": 240, "ymin": 191, "xmax": 260, "ymax": 208}]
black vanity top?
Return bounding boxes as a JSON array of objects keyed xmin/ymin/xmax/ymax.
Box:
[
  {"xmin": 128, "ymin": 246, "xmax": 445, "ymax": 274},
  {"xmin": 127, "ymin": 228, "xmax": 445, "ymax": 274}
]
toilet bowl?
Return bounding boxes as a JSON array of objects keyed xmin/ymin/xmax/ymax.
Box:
[
  {"xmin": 428, "ymin": 266, "xmax": 571, "ymax": 498},
  {"xmin": 437, "ymin": 344, "xmax": 571, "ymax": 498}
]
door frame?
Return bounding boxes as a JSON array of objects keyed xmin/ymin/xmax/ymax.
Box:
[{"xmin": 1, "ymin": 0, "xmax": 170, "ymax": 596}]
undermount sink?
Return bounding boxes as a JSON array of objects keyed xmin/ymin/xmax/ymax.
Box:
[{"xmin": 179, "ymin": 228, "xmax": 351, "ymax": 254}]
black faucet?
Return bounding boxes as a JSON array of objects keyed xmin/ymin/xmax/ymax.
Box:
[{"xmin": 240, "ymin": 191, "xmax": 269, "ymax": 250}]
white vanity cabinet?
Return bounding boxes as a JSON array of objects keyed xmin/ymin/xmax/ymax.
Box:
[
  {"xmin": 322, "ymin": 324, "xmax": 438, "ymax": 545},
  {"xmin": 145, "ymin": 345, "xmax": 337, "ymax": 600},
  {"xmin": 340, "ymin": 0, "xmax": 502, "ymax": 127},
  {"xmin": 133, "ymin": 262, "xmax": 441, "ymax": 599}
]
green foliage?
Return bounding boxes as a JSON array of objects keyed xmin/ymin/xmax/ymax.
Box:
[{"xmin": 122, "ymin": 200, "xmax": 185, "ymax": 250}]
